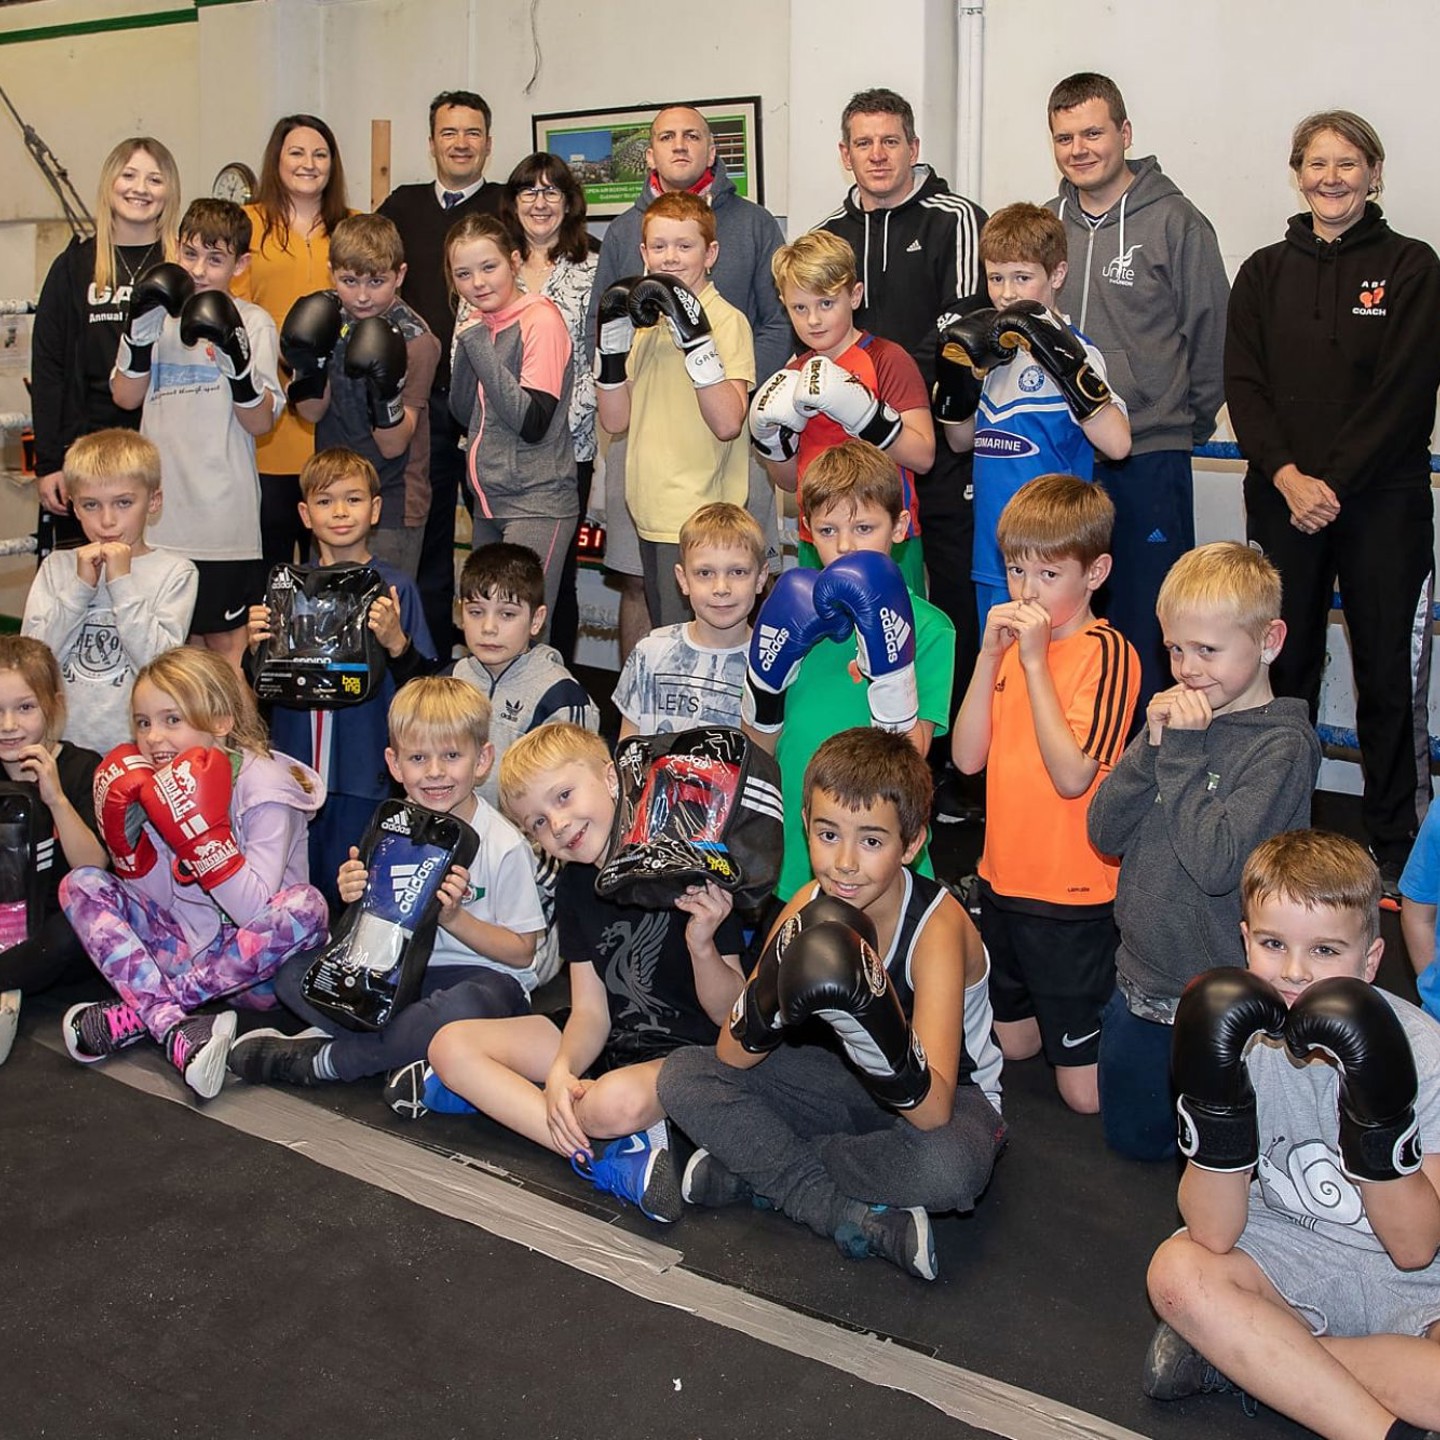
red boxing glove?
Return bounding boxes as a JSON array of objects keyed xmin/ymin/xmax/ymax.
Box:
[
  {"xmin": 139, "ymin": 747, "xmax": 244, "ymax": 889},
  {"xmin": 93, "ymin": 744, "xmax": 158, "ymax": 879}
]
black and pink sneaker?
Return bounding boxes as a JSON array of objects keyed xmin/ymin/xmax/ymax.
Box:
[
  {"xmin": 164, "ymin": 1012, "xmax": 237, "ymax": 1100},
  {"xmin": 63, "ymin": 1000, "xmax": 148, "ymax": 1064}
]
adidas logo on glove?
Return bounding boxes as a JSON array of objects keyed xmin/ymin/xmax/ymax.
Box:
[
  {"xmin": 380, "ymin": 810, "xmax": 414, "ymax": 836},
  {"xmin": 880, "ymin": 608, "xmax": 913, "ymax": 664},
  {"xmin": 391, "ymin": 857, "xmax": 443, "ymax": 918},
  {"xmin": 756, "ymin": 622, "xmax": 789, "ymax": 673}
]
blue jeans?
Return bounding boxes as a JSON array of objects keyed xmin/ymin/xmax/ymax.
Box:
[{"xmin": 1097, "ymin": 986, "xmax": 1176, "ymax": 1161}]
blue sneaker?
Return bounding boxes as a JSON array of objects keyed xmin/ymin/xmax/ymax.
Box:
[
  {"xmin": 572, "ymin": 1132, "xmax": 682, "ymax": 1223},
  {"xmin": 382, "ymin": 1060, "xmax": 478, "ymax": 1120},
  {"xmin": 834, "ymin": 1204, "xmax": 937, "ymax": 1281}
]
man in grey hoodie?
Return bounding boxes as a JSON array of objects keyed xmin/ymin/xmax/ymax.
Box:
[
  {"xmin": 1046, "ymin": 73, "xmax": 1230, "ymax": 709},
  {"xmin": 587, "ymin": 105, "xmax": 788, "ymax": 662}
]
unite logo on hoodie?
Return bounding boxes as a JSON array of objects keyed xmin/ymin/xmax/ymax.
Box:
[
  {"xmin": 1354, "ymin": 279, "xmax": 1387, "ymax": 317},
  {"xmin": 1102, "ymin": 243, "xmax": 1143, "ymax": 286}
]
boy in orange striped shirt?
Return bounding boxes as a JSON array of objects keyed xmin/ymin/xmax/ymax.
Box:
[{"xmin": 952, "ymin": 473, "xmax": 1138, "ymax": 1113}]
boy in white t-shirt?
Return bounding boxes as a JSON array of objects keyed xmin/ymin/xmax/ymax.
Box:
[
  {"xmin": 111, "ymin": 197, "xmax": 281, "ymax": 671},
  {"xmin": 614, "ymin": 502, "xmax": 767, "ymax": 739},
  {"xmin": 226, "ymin": 678, "xmax": 551, "ymax": 1102}
]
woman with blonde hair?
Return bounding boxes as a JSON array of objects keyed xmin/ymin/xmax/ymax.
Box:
[{"xmin": 31, "ymin": 136, "xmax": 180, "ymax": 555}]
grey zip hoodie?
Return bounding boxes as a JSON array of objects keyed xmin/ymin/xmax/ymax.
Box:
[{"xmin": 1049, "ymin": 157, "xmax": 1230, "ymax": 454}]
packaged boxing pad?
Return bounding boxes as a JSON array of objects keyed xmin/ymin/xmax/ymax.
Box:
[
  {"xmin": 299, "ymin": 799, "xmax": 479, "ymax": 1031},
  {"xmin": 0, "ymin": 784, "xmax": 41, "ymax": 950},
  {"xmin": 253, "ymin": 562, "xmax": 388, "ymax": 707},
  {"xmin": 596, "ymin": 727, "xmax": 783, "ymax": 911}
]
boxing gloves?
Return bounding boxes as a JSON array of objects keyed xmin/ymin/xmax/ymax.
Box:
[
  {"xmin": 775, "ymin": 898, "xmax": 931, "ymax": 1110},
  {"xmin": 180, "ymin": 290, "xmax": 264, "ymax": 407},
  {"xmin": 344, "ymin": 316, "xmax": 409, "ymax": 430},
  {"xmin": 748, "ymin": 369, "xmax": 808, "ymax": 463},
  {"xmin": 628, "ymin": 274, "xmax": 726, "ymax": 388},
  {"xmin": 139, "ymin": 747, "xmax": 244, "ymax": 891},
  {"xmin": 1175, "ymin": 969, "xmax": 1424, "ymax": 1183},
  {"xmin": 933, "ymin": 308, "xmax": 1005, "ymax": 424},
  {"xmin": 730, "ymin": 895, "xmax": 878, "ymax": 1055},
  {"xmin": 594, "ymin": 276, "xmax": 639, "ymax": 389},
  {"xmin": 93, "ymin": 744, "xmax": 158, "ymax": 880},
  {"xmin": 1173, "ymin": 969, "xmax": 1287, "ymax": 1173},
  {"xmin": 741, "ymin": 568, "xmax": 850, "ymax": 735},
  {"xmin": 280, "ymin": 291, "xmax": 344, "ymax": 405},
  {"xmin": 994, "ymin": 300, "xmax": 1114, "ymax": 422},
  {"xmin": 794, "ymin": 355, "xmax": 902, "ymax": 449},
  {"xmin": 813, "ymin": 552, "xmax": 919, "ymax": 733},
  {"xmin": 1286, "ymin": 978, "xmax": 1422, "ymax": 1183},
  {"xmin": 116, "ymin": 262, "xmax": 194, "ymax": 377}
]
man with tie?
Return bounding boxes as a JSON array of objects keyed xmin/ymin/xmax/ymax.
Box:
[{"xmin": 379, "ymin": 90, "xmax": 504, "ymax": 649}]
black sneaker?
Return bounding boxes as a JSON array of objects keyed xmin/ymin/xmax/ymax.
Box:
[
  {"xmin": 63, "ymin": 999, "xmax": 148, "ymax": 1064},
  {"xmin": 165, "ymin": 1012, "xmax": 238, "ymax": 1100},
  {"xmin": 382, "ymin": 1060, "xmax": 478, "ymax": 1120},
  {"xmin": 834, "ymin": 1203, "xmax": 937, "ymax": 1281},
  {"xmin": 1370, "ymin": 848, "xmax": 1405, "ymax": 912},
  {"xmin": 226, "ymin": 1026, "xmax": 328, "ymax": 1087},
  {"xmin": 681, "ymin": 1147, "xmax": 764, "ymax": 1208},
  {"xmin": 932, "ymin": 767, "xmax": 984, "ymax": 826},
  {"xmin": 1141, "ymin": 1322, "xmax": 1255, "ymax": 1412}
]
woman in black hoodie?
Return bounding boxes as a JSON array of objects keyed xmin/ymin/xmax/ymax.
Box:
[{"xmin": 1226, "ymin": 110, "xmax": 1440, "ymax": 894}]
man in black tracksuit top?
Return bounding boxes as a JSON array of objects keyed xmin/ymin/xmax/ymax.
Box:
[
  {"xmin": 816, "ymin": 88, "xmax": 987, "ymax": 726},
  {"xmin": 1226, "ymin": 194, "xmax": 1440, "ymax": 883}
]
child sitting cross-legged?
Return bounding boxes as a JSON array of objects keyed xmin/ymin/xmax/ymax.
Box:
[
  {"xmin": 659, "ymin": 727, "xmax": 1005, "ymax": 1281},
  {"xmin": 427, "ymin": 723, "xmax": 746, "ymax": 1223},
  {"xmin": 226, "ymin": 677, "xmax": 549, "ymax": 1103}
]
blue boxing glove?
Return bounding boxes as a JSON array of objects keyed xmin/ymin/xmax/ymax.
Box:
[
  {"xmin": 813, "ymin": 552, "xmax": 919, "ymax": 732},
  {"xmin": 742, "ymin": 568, "xmax": 850, "ymax": 734}
]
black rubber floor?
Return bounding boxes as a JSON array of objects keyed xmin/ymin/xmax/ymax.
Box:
[{"xmin": 1, "ymin": 786, "xmax": 1401, "ymax": 1440}]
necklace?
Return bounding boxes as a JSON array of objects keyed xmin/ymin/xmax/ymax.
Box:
[{"xmin": 113, "ymin": 240, "xmax": 159, "ymax": 291}]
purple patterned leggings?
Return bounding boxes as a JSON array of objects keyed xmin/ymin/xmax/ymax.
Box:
[{"xmin": 59, "ymin": 867, "xmax": 329, "ymax": 1039}]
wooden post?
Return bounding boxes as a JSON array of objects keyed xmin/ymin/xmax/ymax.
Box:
[{"xmin": 371, "ymin": 119, "xmax": 392, "ymax": 211}]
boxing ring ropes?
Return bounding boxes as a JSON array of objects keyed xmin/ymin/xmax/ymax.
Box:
[{"xmin": 0, "ymin": 293, "xmax": 1436, "ymax": 761}]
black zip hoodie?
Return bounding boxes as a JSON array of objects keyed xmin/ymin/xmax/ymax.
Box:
[
  {"xmin": 816, "ymin": 164, "xmax": 987, "ymax": 384},
  {"xmin": 1225, "ymin": 202, "xmax": 1440, "ymax": 498}
]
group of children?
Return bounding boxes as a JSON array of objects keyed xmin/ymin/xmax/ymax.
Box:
[{"xmin": 3, "ymin": 147, "xmax": 1439, "ymax": 1440}]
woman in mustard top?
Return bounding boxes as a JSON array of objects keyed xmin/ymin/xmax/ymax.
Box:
[{"xmin": 234, "ymin": 114, "xmax": 351, "ymax": 564}]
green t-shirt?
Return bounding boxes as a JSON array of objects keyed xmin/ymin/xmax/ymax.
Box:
[{"xmin": 774, "ymin": 590, "xmax": 955, "ymax": 898}]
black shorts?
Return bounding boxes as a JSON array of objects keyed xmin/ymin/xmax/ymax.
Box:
[
  {"xmin": 977, "ymin": 880, "xmax": 1117, "ymax": 1067},
  {"xmin": 190, "ymin": 558, "xmax": 269, "ymax": 634}
]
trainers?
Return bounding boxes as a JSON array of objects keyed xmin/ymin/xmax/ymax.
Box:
[
  {"xmin": 382, "ymin": 1060, "xmax": 478, "ymax": 1120},
  {"xmin": 63, "ymin": 999, "xmax": 148, "ymax": 1064},
  {"xmin": 0, "ymin": 988, "xmax": 18, "ymax": 1065},
  {"xmin": 1370, "ymin": 848, "xmax": 1405, "ymax": 912},
  {"xmin": 573, "ymin": 1132, "xmax": 683, "ymax": 1223},
  {"xmin": 1141, "ymin": 1322, "xmax": 1254, "ymax": 1412},
  {"xmin": 834, "ymin": 1203, "xmax": 937, "ymax": 1281},
  {"xmin": 932, "ymin": 767, "xmax": 984, "ymax": 826},
  {"xmin": 165, "ymin": 1012, "xmax": 238, "ymax": 1100},
  {"xmin": 681, "ymin": 1147, "xmax": 771, "ymax": 1209},
  {"xmin": 226, "ymin": 1026, "xmax": 329, "ymax": 1087}
]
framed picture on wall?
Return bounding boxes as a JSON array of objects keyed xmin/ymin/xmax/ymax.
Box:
[{"xmin": 531, "ymin": 96, "xmax": 762, "ymax": 219}]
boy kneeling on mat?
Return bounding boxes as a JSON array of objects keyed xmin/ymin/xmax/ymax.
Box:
[
  {"xmin": 428, "ymin": 723, "xmax": 745, "ymax": 1224},
  {"xmin": 659, "ymin": 727, "xmax": 1007, "ymax": 1280},
  {"xmin": 1145, "ymin": 830, "xmax": 1440, "ymax": 1436}
]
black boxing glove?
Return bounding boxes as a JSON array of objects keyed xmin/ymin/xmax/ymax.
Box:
[
  {"xmin": 993, "ymin": 300, "xmax": 1114, "ymax": 422},
  {"xmin": 933, "ymin": 308, "xmax": 1004, "ymax": 424},
  {"xmin": 629, "ymin": 274, "xmax": 725, "ymax": 388},
  {"xmin": 117, "ymin": 262, "xmax": 194, "ymax": 377},
  {"xmin": 1286, "ymin": 977, "xmax": 1423, "ymax": 1183},
  {"xmin": 729, "ymin": 894, "xmax": 878, "ymax": 1055},
  {"xmin": 344, "ymin": 316, "xmax": 409, "ymax": 430},
  {"xmin": 1172, "ymin": 968, "xmax": 1288, "ymax": 1172},
  {"xmin": 280, "ymin": 291, "xmax": 344, "ymax": 405},
  {"xmin": 777, "ymin": 914, "xmax": 930, "ymax": 1110},
  {"xmin": 180, "ymin": 289, "xmax": 263, "ymax": 407},
  {"xmin": 594, "ymin": 276, "xmax": 640, "ymax": 389}
]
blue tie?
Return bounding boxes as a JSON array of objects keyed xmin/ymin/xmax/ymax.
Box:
[{"xmin": 442, "ymin": 190, "xmax": 464, "ymax": 209}]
